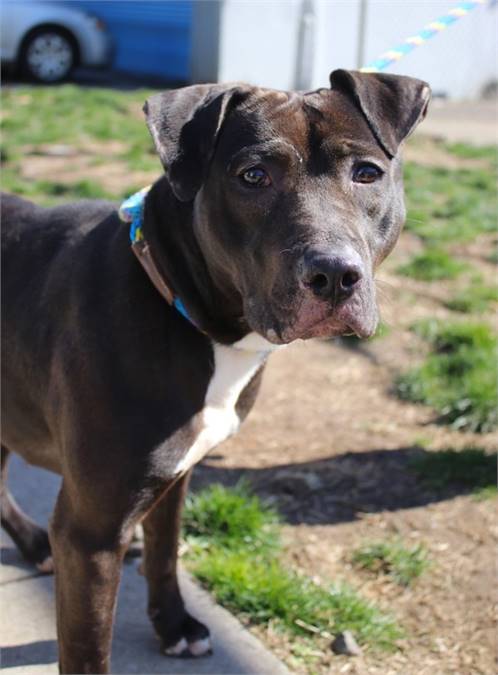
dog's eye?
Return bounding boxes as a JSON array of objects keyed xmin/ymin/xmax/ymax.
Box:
[
  {"xmin": 240, "ymin": 167, "xmax": 271, "ymax": 188},
  {"xmin": 353, "ymin": 163, "xmax": 383, "ymax": 184}
]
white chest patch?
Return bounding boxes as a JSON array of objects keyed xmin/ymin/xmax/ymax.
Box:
[{"xmin": 173, "ymin": 333, "xmax": 281, "ymax": 475}]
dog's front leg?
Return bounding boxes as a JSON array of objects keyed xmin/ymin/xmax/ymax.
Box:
[
  {"xmin": 50, "ymin": 486, "xmax": 128, "ymax": 674},
  {"xmin": 142, "ymin": 471, "xmax": 211, "ymax": 657}
]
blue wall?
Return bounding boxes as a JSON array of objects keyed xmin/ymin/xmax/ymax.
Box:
[{"xmin": 66, "ymin": 1, "xmax": 192, "ymax": 81}]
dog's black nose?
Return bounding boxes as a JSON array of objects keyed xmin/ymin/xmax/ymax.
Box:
[{"xmin": 300, "ymin": 251, "xmax": 363, "ymax": 301}]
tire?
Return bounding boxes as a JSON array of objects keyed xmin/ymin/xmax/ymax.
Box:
[{"xmin": 20, "ymin": 27, "xmax": 76, "ymax": 84}]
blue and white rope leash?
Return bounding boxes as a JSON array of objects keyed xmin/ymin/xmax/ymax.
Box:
[{"xmin": 361, "ymin": 0, "xmax": 487, "ymax": 73}]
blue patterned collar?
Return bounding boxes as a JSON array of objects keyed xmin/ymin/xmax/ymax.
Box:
[{"xmin": 119, "ymin": 187, "xmax": 194, "ymax": 326}]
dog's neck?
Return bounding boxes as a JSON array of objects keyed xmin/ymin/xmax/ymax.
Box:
[{"xmin": 142, "ymin": 176, "xmax": 250, "ymax": 344}]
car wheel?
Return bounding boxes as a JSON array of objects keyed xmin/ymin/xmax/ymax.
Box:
[{"xmin": 20, "ymin": 28, "xmax": 76, "ymax": 83}]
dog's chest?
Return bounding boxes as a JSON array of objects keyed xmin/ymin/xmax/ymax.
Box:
[{"xmin": 173, "ymin": 338, "xmax": 271, "ymax": 475}]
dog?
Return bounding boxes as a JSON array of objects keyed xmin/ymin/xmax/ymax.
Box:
[{"xmin": 1, "ymin": 69, "xmax": 430, "ymax": 673}]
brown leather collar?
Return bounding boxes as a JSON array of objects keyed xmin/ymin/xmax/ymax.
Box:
[
  {"xmin": 131, "ymin": 237, "xmax": 204, "ymax": 333},
  {"xmin": 131, "ymin": 238, "xmax": 175, "ymax": 305}
]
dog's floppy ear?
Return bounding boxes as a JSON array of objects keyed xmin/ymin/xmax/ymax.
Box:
[
  {"xmin": 144, "ymin": 84, "xmax": 248, "ymax": 201},
  {"xmin": 329, "ymin": 69, "xmax": 431, "ymax": 158}
]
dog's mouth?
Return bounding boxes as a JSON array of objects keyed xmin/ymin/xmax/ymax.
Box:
[
  {"xmin": 250, "ymin": 288, "xmax": 378, "ymax": 344},
  {"xmin": 243, "ymin": 271, "xmax": 379, "ymax": 345},
  {"xmin": 283, "ymin": 299, "xmax": 378, "ymax": 342},
  {"xmin": 298, "ymin": 307, "xmax": 377, "ymax": 340}
]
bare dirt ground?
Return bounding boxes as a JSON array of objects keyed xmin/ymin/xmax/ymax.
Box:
[
  {"xmin": 193, "ymin": 351, "xmax": 496, "ymax": 673},
  {"xmin": 191, "ymin": 225, "xmax": 497, "ymax": 673},
  {"xmin": 418, "ymin": 100, "xmax": 498, "ymax": 146}
]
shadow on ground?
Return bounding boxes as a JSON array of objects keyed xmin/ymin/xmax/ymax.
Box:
[
  {"xmin": 191, "ymin": 445, "xmax": 496, "ymax": 526},
  {"xmin": 1, "ymin": 641, "xmax": 58, "ymax": 669}
]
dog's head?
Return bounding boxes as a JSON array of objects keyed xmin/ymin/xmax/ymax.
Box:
[{"xmin": 144, "ymin": 70, "xmax": 430, "ymax": 343}]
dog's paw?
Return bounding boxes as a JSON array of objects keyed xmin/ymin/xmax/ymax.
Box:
[
  {"xmin": 160, "ymin": 614, "xmax": 212, "ymax": 658},
  {"xmin": 187, "ymin": 636, "xmax": 212, "ymax": 657},
  {"xmin": 36, "ymin": 555, "xmax": 54, "ymax": 574},
  {"xmin": 163, "ymin": 636, "xmax": 212, "ymax": 658}
]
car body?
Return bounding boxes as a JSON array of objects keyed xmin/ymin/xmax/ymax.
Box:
[{"xmin": 1, "ymin": 0, "xmax": 113, "ymax": 82}]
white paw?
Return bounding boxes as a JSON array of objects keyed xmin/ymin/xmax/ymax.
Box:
[
  {"xmin": 188, "ymin": 636, "xmax": 212, "ymax": 656},
  {"xmin": 36, "ymin": 556, "xmax": 54, "ymax": 574},
  {"xmin": 163, "ymin": 637, "xmax": 188, "ymax": 656}
]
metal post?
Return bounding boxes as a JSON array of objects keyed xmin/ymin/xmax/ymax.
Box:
[
  {"xmin": 356, "ymin": 0, "xmax": 368, "ymax": 70},
  {"xmin": 294, "ymin": 0, "xmax": 316, "ymax": 90}
]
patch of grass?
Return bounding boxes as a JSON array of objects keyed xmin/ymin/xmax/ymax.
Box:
[
  {"xmin": 1, "ymin": 164, "xmax": 144, "ymax": 205},
  {"xmin": 486, "ymin": 241, "xmax": 498, "ymax": 265},
  {"xmin": 1, "ymin": 85, "xmax": 154, "ymax": 155},
  {"xmin": 339, "ymin": 320, "xmax": 390, "ymax": 346},
  {"xmin": 1, "ymin": 85, "xmax": 159, "ymax": 203},
  {"xmin": 397, "ymin": 248, "xmax": 467, "ymax": 281},
  {"xmin": 0, "ymin": 170, "xmax": 118, "ymax": 204},
  {"xmin": 444, "ymin": 142, "xmax": 498, "ymax": 163},
  {"xmin": 404, "ymin": 162, "xmax": 497, "ymax": 244},
  {"xmin": 397, "ymin": 320, "xmax": 498, "ymax": 432},
  {"xmin": 445, "ymin": 280, "xmax": 498, "ymax": 313},
  {"xmin": 184, "ymin": 483, "xmax": 402, "ymax": 652},
  {"xmin": 409, "ymin": 448, "xmax": 497, "ymax": 496},
  {"xmin": 192, "ymin": 549, "xmax": 402, "ymax": 648},
  {"xmin": 183, "ymin": 481, "xmax": 279, "ymax": 553},
  {"xmin": 352, "ymin": 539, "xmax": 429, "ymax": 586},
  {"xmin": 120, "ymin": 142, "xmax": 161, "ymax": 172},
  {"xmin": 473, "ymin": 485, "xmax": 498, "ymax": 501}
]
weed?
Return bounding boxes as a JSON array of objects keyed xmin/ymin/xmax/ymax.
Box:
[
  {"xmin": 409, "ymin": 448, "xmax": 497, "ymax": 495},
  {"xmin": 397, "ymin": 320, "xmax": 498, "ymax": 432},
  {"xmin": 397, "ymin": 248, "xmax": 467, "ymax": 281},
  {"xmin": 352, "ymin": 539, "xmax": 429, "ymax": 586}
]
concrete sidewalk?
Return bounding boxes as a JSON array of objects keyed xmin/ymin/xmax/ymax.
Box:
[{"xmin": 0, "ymin": 455, "xmax": 289, "ymax": 675}]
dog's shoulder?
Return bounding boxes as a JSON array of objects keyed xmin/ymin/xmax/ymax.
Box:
[{"xmin": 1, "ymin": 193, "xmax": 118, "ymax": 258}]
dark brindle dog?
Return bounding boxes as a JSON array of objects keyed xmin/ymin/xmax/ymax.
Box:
[{"xmin": 1, "ymin": 69, "xmax": 429, "ymax": 673}]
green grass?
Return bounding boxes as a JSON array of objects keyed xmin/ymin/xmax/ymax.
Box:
[
  {"xmin": 183, "ymin": 483, "xmax": 402, "ymax": 652},
  {"xmin": 339, "ymin": 320, "xmax": 390, "ymax": 346},
  {"xmin": 193, "ymin": 550, "xmax": 402, "ymax": 648},
  {"xmin": 445, "ymin": 279, "xmax": 498, "ymax": 313},
  {"xmin": 1, "ymin": 85, "xmax": 160, "ymax": 203},
  {"xmin": 397, "ymin": 248, "xmax": 467, "ymax": 281},
  {"xmin": 0, "ymin": 170, "xmax": 124, "ymax": 205},
  {"xmin": 409, "ymin": 448, "xmax": 497, "ymax": 497},
  {"xmin": 183, "ymin": 481, "xmax": 279, "ymax": 553},
  {"xmin": 473, "ymin": 485, "xmax": 498, "ymax": 501},
  {"xmin": 404, "ymin": 162, "xmax": 497, "ymax": 244},
  {"xmin": 1, "ymin": 85, "xmax": 154, "ymax": 159},
  {"xmin": 487, "ymin": 242, "xmax": 498, "ymax": 265},
  {"xmin": 352, "ymin": 540, "xmax": 430, "ymax": 586},
  {"xmin": 444, "ymin": 142, "xmax": 498, "ymax": 163},
  {"xmin": 397, "ymin": 320, "xmax": 498, "ymax": 432}
]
